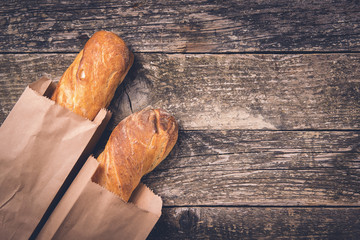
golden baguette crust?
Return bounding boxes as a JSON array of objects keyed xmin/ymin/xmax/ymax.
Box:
[
  {"xmin": 51, "ymin": 31, "xmax": 134, "ymax": 120},
  {"xmin": 92, "ymin": 108, "xmax": 178, "ymax": 202}
]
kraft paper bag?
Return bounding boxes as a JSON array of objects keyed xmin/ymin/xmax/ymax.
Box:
[
  {"xmin": 38, "ymin": 156, "xmax": 162, "ymax": 240},
  {"xmin": 0, "ymin": 77, "xmax": 111, "ymax": 239}
]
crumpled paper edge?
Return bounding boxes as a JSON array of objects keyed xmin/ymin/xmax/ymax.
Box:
[
  {"xmin": 37, "ymin": 156, "xmax": 162, "ymax": 240},
  {"xmin": 91, "ymin": 176, "xmax": 163, "ymax": 217}
]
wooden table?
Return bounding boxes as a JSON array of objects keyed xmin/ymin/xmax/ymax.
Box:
[{"xmin": 1, "ymin": 0, "xmax": 359, "ymax": 239}]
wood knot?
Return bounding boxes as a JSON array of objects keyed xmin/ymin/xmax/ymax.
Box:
[{"xmin": 178, "ymin": 209, "xmax": 199, "ymax": 233}]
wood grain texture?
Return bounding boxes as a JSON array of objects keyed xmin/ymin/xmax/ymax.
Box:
[
  {"xmin": 139, "ymin": 130, "xmax": 360, "ymax": 206},
  {"xmin": 156, "ymin": 130, "xmax": 360, "ymax": 170},
  {"xmin": 0, "ymin": 0, "xmax": 359, "ymax": 53},
  {"xmin": 143, "ymin": 161, "xmax": 360, "ymax": 206},
  {"xmin": 126, "ymin": 53, "xmax": 360, "ymax": 130},
  {"xmin": 1, "ymin": 53, "xmax": 359, "ymax": 130},
  {"xmin": 148, "ymin": 207, "xmax": 360, "ymax": 239},
  {"xmin": 0, "ymin": 54, "xmax": 71, "ymax": 123}
]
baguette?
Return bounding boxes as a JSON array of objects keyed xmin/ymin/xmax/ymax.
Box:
[
  {"xmin": 51, "ymin": 31, "xmax": 134, "ymax": 120},
  {"xmin": 92, "ymin": 108, "xmax": 178, "ymax": 202}
]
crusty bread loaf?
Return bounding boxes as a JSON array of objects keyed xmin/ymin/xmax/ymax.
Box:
[
  {"xmin": 51, "ymin": 31, "xmax": 134, "ymax": 120},
  {"xmin": 92, "ymin": 108, "xmax": 178, "ymax": 202}
]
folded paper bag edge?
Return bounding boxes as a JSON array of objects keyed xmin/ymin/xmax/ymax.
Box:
[
  {"xmin": 51, "ymin": 180, "xmax": 162, "ymax": 240},
  {"xmin": 28, "ymin": 76, "xmax": 54, "ymax": 96},
  {"xmin": 50, "ymin": 180, "xmax": 161, "ymax": 240},
  {"xmin": 28, "ymin": 76, "xmax": 111, "ymax": 124},
  {"xmin": 129, "ymin": 183, "xmax": 163, "ymax": 218},
  {"xmin": 38, "ymin": 156, "xmax": 163, "ymax": 240}
]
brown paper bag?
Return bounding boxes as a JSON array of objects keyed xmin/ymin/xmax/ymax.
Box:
[
  {"xmin": 38, "ymin": 157, "xmax": 162, "ymax": 240},
  {"xmin": 0, "ymin": 77, "xmax": 111, "ymax": 239}
]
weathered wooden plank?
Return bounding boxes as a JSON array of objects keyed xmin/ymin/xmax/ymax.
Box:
[
  {"xmin": 150, "ymin": 130, "xmax": 360, "ymax": 171},
  {"xmin": 0, "ymin": 54, "xmax": 71, "ymax": 123},
  {"xmin": 168, "ymin": 130, "xmax": 360, "ymax": 159},
  {"xmin": 127, "ymin": 53, "xmax": 360, "ymax": 130},
  {"xmin": 1, "ymin": 53, "xmax": 359, "ymax": 130},
  {"xmin": 143, "ymin": 162, "xmax": 360, "ymax": 206},
  {"xmin": 148, "ymin": 207, "xmax": 360, "ymax": 239},
  {"xmin": 138, "ymin": 130, "xmax": 360, "ymax": 207},
  {"xmin": 0, "ymin": 0, "xmax": 359, "ymax": 53}
]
